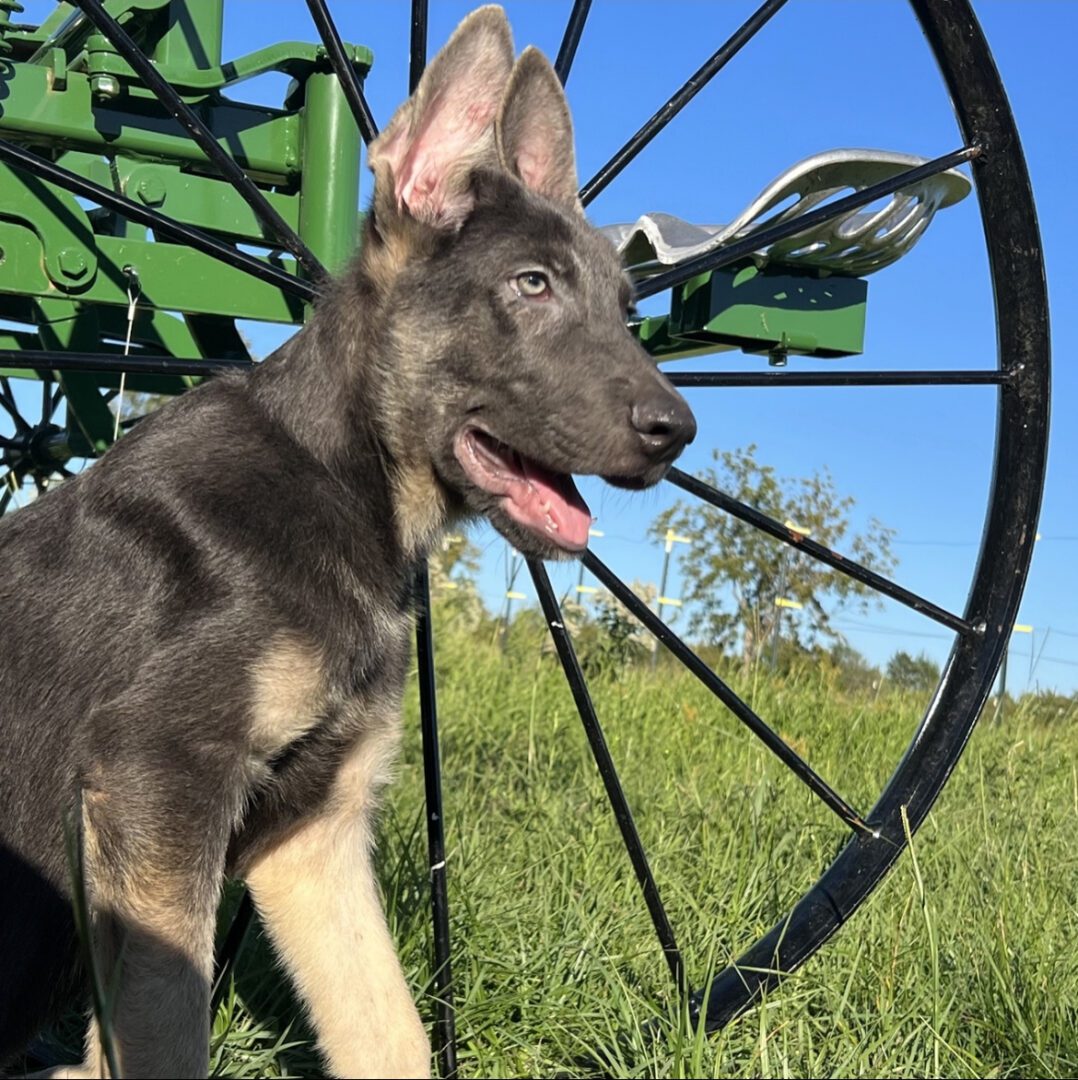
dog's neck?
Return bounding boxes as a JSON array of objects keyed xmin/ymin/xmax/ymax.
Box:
[{"xmin": 249, "ymin": 217, "xmax": 458, "ymax": 568}]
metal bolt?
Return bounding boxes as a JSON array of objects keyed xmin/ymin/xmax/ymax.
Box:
[
  {"xmin": 90, "ymin": 74, "xmax": 120, "ymax": 102},
  {"xmin": 135, "ymin": 176, "xmax": 166, "ymax": 207},
  {"xmin": 58, "ymin": 247, "xmax": 88, "ymax": 280}
]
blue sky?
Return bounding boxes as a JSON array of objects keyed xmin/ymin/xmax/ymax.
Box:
[
  {"xmin": 210, "ymin": 0, "xmax": 1074, "ymax": 694},
  {"xmin": 17, "ymin": 1, "xmax": 1071, "ymax": 693}
]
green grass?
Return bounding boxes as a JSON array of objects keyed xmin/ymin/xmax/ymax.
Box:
[{"xmin": 40, "ymin": 621, "xmax": 1078, "ymax": 1078}]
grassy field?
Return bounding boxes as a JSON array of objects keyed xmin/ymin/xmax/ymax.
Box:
[{"xmin": 195, "ymin": 615, "xmax": 1078, "ymax": 1079}]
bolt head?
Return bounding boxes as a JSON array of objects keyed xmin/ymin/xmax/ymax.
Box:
[
  {"xmin": 135, "ymin": 176, "xmax": 166, "ymax": 207},
  {"xmin": 90, "ymin": 74, "xmax": 120, "ymax": 101},
  {"xmin": 58, "ymin": 247, "xmax": 88, "ymax": 279}
]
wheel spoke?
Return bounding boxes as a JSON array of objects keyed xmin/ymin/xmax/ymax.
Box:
[
  {"xmin": 414, "ymin": 565, "xmax": 457, "ymax": 1080},
  {"xmin": 0, "ymin": 140, "xmax": 315, "ymax": 303},
  {"xmin": 305, "ymin": 0, "xmax": 379, "ymax": 144},
  {"xmin": 70, "ymin": 0, "xmax": 327, "ymax": 285},
  {"xmin": 0, "ymin": 377, "xmax": 30, "ymax": 433},
  {"xmin": 665, "ymin": 466, "xmax": 976, "ymax": 635},
  {"xmin": 0, "ymin": 485, "xmax": 11, "ymax": 515},
  {"xmin": 0, "ymin": 350, "xmax": 250, "ymax": 378},
  {"xmin": 580, "ymin": 0, "xmax": 790, "ymax": 206},
  {"xmin": 554, "ymin": 0, "xmax": 592, "ymax": 86},
  {"xmin": 529, "ymin": 559, "xmax": 685, "ymax": 991},
  {"xmin": 410, "ymin": 0, "xmax": 429, "ymax": 93},
  {"xmin": 668, "ymin": 369, "xmax": 1009, "ymax": 388},
  {"xmin": 635, "ymin": 145, "xmax": 980, "ymax": 300},
  {"xmin": 40, "ymin": 373, "xmax": 54, "ymax": 419},
  {"xmin": 582, "ymin": 551, "xmax": 871, "ymax": 833}
]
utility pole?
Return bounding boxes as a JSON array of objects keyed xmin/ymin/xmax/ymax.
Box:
[
  {"xmin": 653, "ymin": 528, "xmax": 690, "ymax": 668},
  {"xmin": 771, "ymin": 519, "xmax": 811, "ymax": 668},
  {"xmin": 996, "ymin": 621, "xmax": 1033, "ymax": 722},
  {"xmin": 573, "ymin": 528, "xmax": 604, "ymax": 601},
  {"xmin": 501, "ymin": 546, "xmax": 524, "ymax": 652}
]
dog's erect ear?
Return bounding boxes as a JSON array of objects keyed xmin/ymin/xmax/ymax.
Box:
[
  {"xmin": 496, "ymin": 46, "xmax": 581, "ymax": 210},
  {"xmin": 367, "ymin": 6, "xmax": 514, "ymax": 229}
]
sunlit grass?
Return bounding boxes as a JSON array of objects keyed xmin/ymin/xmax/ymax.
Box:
[{"xmin": 29, "ymin": 618, "xmax": 1078, "ymax": 1078}]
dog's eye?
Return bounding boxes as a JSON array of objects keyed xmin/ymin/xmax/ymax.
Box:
[{"xmin": 514, "ymin": 271, "xmax": 550, "ymax": 298}]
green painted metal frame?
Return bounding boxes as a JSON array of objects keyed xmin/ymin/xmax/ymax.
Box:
[
  {"xmin": 0, "ymin": 0, "xmax": 365, "ymax": 453},
  {"xmin": 0, "ymin": 0, "xmax": 871, "ymax": 467}
]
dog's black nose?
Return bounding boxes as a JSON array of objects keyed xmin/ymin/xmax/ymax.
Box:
[{"xmin": 630, "ymin": 391, "xmax": 697, "ymax": 461}]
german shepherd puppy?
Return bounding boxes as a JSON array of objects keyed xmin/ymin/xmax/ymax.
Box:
[{"xmin": 0, "ymin": 7, "xmax": 695, "ymax": 1077}]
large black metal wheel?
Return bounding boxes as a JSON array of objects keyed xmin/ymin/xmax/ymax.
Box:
[
  {"xmin": 437, "ymin": 0, "xmax": 1048, "ymax": 1058},
  {"xmin": 0, "ymin": 1, "xmax": 1048, "ymax": 1076}
]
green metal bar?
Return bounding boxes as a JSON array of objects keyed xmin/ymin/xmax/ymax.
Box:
[
  {"xmin": 152, "ymin": 0, "xmax": 222, "ymax": 69},
  {"xmin": 35, "ymin": 298, "xmax": 116, "ymax": 452},
  {"xmin": 0, "ymin": 64, "xmax": 301, "ymax": 183},
  {"xmin": 0, "ymin": 221, "xmax": 306, "ymax": 322},
  {"xmin": 299, "ymin": 71, "xmax": 361, "ymax": 279}
]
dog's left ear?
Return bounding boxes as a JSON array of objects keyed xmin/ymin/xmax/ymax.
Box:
[
  {"xmin": 496, "ymin": 47, "xmax": 582, "ymax": 211},
  {"xmin": 368, "ymin": 6, "xmax": 515, "ymax": 229}
]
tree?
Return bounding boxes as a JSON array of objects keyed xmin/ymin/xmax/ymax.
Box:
[
  {"xmin": 828, "ymin": 641, "xmax": 882, "ymax": 694},
  {"xmin": 651, "ymin": 444, "xmax": 896, "ymax": 666},
  {"xmin": 428, "ymin": 532, "xmax": 487, "ymax": 632},
  {"xmin": 578, "ymin": 581, "xmax": 654, "ymax": 675},
  {"xmin": 886, "ymin": 650, "xmax": 940, "ymax": 694}
]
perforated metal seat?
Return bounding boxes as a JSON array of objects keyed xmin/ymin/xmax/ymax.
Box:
[{"xmin": 602, "ymin": 148, "xmax": 971, "ymax": 278}]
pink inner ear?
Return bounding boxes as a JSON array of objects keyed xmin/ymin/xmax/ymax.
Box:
[
  {"xmin": 394, "ymin": 97, "xmax": 500, "ymax": 224},
  {"xmin": 516, "ymin": 147, "xmax": 553, "ymax": 194}
]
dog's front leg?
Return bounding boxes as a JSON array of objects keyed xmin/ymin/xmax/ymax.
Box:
[
  {"xmin": 70, "ymin": 766, "xmax": 236, "ymax": 1079},
  {"xmin": 245, "ymin": 724, "xmax": 431, "ymax": 1079}
]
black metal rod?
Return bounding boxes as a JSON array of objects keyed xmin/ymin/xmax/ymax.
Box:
[
  {"xmin": 305, "ymin": 0, "xmax": 380, "ymax": 144},
  {"xmin": 667, "ymin": 369, "xmax": 1009, "ymax": 388},
  {"xmin": 554, "ymin": 0, "xmax": 592, "ymax": 86},
  {"xmin": 0, "ymin": 350, "xmax": 249, "ymax": 377},
  {"xmin": 635, "ymin": 144, "xmax": 980, "ymax": 300},
  {"xmin": 415, "ymin": 565, "xmax": 457, "ymax": 1080},
  {"xmin": 582, "ymin": 551, "xmax": 870, "ymax": 832},
  {"xmin": 70, "ymin": 0, "xmax": 327, "ymax": 284},
  {"xmin": 580, "ymin": 0, "xmax": 789, "ymax": 206},
  {"xmin": 210, "ymin": 890, "xmax": 255, "ymax": 1014},
  {"xmin": 0, "ymin": 377, "xmax": 29, "ymax": 431},
  {"xmin": 410, "ymin": 0, "xmax": 429, "ymax": 94},
  {"xmin": 0, "ymin": 139, "xmax": 315, "ymax": 303},
  {"xmin": 665, "ymin": 466, "xmax": 976, "ymax": 635},
  {"xmin": 528, "ymin": 559, "xmax": 685, "ymax": 991}
]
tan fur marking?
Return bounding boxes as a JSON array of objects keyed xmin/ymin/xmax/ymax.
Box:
[
  {"xmin": 246, "ymin": 720, "xmax": 430, "ymax": 1078},
  {"xmin": 392, "ymin": 459, "xmax": 449, "ymax": 559},
  {"xmin": 364, "ymin": 223, "xmax": 416, "ymax": 293},
  {"xmin": 247, "ymin": 635, "xmax": 326, "ymax": 756},
  {"xmin": 71, "ymin": 796, "xmax": 215, "ymax": 1078}
]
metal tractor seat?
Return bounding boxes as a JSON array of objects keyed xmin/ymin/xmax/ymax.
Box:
[{"xmin": 602, "ymin": 149, "xmax": 972, "ymax": 279}]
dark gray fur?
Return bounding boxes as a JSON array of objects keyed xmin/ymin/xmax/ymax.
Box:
[{"xmin": 0, "ymin": 8, "xmax": 694, "ymax": 1074}]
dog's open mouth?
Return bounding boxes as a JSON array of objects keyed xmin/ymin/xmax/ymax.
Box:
[{"xmin": 454, "ymin": 427, "xmax": 592, "ymax": 552}]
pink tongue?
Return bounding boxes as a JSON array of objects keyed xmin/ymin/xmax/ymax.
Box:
[{"xmin": 504, "ymin": 459, "xmax": 592, "ymax": 550}]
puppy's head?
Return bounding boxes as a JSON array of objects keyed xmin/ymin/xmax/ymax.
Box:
[{"xmin": 366, "ymin": 6, "xmax": 695, "ymax": 560}]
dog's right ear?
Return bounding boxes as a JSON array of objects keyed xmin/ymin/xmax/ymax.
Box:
[
  {"xmin": 368, "ymin": 6, "xmax": 514, "ymax": 230},
  {"xmin": 495, "ymin": 46, "xmax": 581, "ymax": 211}
]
